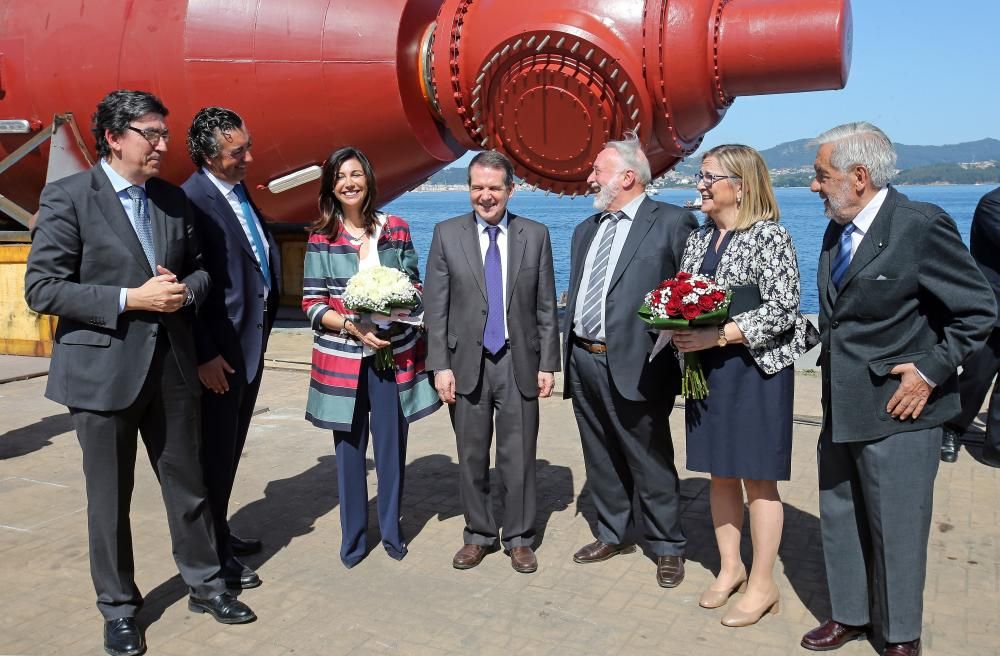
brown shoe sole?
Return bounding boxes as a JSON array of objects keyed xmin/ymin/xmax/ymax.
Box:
[{"xmin": 573, "ymin": 544, "xmax": 637, "ymax": 564}]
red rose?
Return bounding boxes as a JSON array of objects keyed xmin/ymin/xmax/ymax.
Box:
[
  {"xmin": 681, "ymin": 303, "xmax": 701, "ymax": 320},
  {"xmin": 676, "ymin": 271, "xmax": 692, "ymax": 281},
  {"xmin": 694, "ymin": 280, "xmax": 708, "ymax": 289},
  {"xmin": 660, "ymin": 279, "xmax": 676, "ymax": 289},
  {"xmin": 666, "ymin": 299, "xmax": 684, "ymax": 316},
  {"xmin": 698, "ymin": 295, "xmax": 716, "ymax": 310},
  {"xmin": 676, "ymin": 282, "xmax": 694, "ymax": 295},
  {"xmin": 711, "ymin": 290, "xmax": 726, "ymax": 302}
]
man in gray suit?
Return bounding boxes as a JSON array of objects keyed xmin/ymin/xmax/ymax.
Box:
[
  {"xmin": 424, "ymin": 150, "xmax": 560, "ymax": 573},
  {"xmin": 563, "ymin": 134, "xmax": 697, "ymax": 587},
  {"xmin": 803, "ymin": 122, "xmax": 995, "ymax": 656},
  {"xmin": 25, "ymin": 90, "xmax": 255, "ymax": 656}
]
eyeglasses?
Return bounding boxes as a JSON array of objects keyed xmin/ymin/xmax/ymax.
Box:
[
  {"xmin": 695, "ymin": 171, "xmax": 740, "ymax": 187},
  {"xmin": 126, "ymin": 125, "xmax": 170, "ymax": 146}
]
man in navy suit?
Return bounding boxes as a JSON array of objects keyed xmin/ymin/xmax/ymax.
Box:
[{"xmin": 182, "ymin": 107, "xmax": 280, "ymax": 590}]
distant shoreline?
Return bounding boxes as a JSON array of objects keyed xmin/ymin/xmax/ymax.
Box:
[{"xmin": 409, "ymin": 182, "xmax": 996, "ymax": 193}]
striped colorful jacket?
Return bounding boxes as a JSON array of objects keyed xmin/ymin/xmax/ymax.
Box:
[{"xmin": 302, "ymin": 213, "xmax": 440, "ymax": 431}]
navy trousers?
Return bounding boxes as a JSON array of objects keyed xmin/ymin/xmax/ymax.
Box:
[{"xmin": 333, "ymin": 357, "xmax": 408, "ymax": 567}]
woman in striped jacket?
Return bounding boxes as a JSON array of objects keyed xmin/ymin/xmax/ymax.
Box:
[{"xmin": 302, "ymin": 147, "xmax": 440, "ymax": 568}]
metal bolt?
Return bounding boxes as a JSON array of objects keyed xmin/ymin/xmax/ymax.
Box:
[{"xmin": 536, "ymin": 35, "xmax": 550, "ymax": 51}]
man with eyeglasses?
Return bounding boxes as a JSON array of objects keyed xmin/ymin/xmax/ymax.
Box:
[
  {"xmin": 562, "ymin": 134, "xmax": 697, "ymax": 587},
  {"xmin": 25, "ymin": 89, "xmax": 256, "ymax": 656},
  {"xmin": 181, "ymin": 107, "xmax": 280, "ymax": 590}
]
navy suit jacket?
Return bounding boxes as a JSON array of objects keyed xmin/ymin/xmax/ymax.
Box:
[{"xmin": 182, "ymin": 169, "xmax": 281, "ymax": 382}]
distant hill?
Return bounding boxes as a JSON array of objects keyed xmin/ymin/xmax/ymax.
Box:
[{"xmin": 894, "ymin": 162, "xmax": 1000, "ymax": 185}]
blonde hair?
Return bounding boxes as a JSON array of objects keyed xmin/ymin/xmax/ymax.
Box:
[{"xmin": 702, "ymin": 144, "xmax": 779, "ymax": 231}]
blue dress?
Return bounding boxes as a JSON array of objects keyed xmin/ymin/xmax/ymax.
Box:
[{"xmin": 685, "ymin": 230, "xmax": 794, "ymax": 481}]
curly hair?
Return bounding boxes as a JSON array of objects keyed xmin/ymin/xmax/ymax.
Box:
[{"xmin": 186, "ymin": 107, "xmax": 246, "ymax": 168}]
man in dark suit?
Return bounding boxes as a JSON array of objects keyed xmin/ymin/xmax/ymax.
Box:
[
  {"xmin": 803, "ymin": 122, "xmax": 994, "ymax": 656},
  {"xmin": 563, "ymin": 135, "xmax": 697, "ymax": 587},
  {"xmin": 424, "ymin": 150, "xmax": 560, "ymax": 573},
  {"xmin": 940, "ymin": 186, "xmax": 1000, "ymax": 464},
  {"xmin": 24, "ymin": 90, "xmax": 255, "ymax": 656},
  {"xmin": 182, "ymin": 107, "xmax": 280, "ymax": 589}
]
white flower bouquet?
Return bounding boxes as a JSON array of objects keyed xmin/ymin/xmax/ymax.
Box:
[{"xmin": 342, "ymin": 266, "xmax": 419, "ymax": 370}]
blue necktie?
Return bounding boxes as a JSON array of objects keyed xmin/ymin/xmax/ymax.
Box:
[
  {"xmin": 830, "ymin": 223, "xmax": 856, "ymax": 291},
  {"xmin": 483, "ymin": 225, "xmax": 505, "ymax": 354},
  {"xmin": 126, "ymin": 185, "xmax": 156, "ymax": 272},
  {"xmin": 232, "ymin": 184, "xmax": 272, "ymax": 286}
]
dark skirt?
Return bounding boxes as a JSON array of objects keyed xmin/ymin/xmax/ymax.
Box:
[{"xmin": 685, "ymin": 345, "xmax": 794, "ymax": 481}]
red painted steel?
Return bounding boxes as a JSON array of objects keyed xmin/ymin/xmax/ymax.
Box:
[{"xmin": 0, "ymin": 0, "xmax": 850, "ymax": 224}]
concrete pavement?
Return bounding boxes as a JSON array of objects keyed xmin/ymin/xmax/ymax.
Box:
[{"xmin": 0, "ymin": 328, "xmax": 997, "ymax": 655}]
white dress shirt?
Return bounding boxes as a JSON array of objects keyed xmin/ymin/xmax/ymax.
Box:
[
  {"xmin": 202, "ymin": 168, "xmax": 271, "ymax": 291},
  {"xmin": 476, "ymin": 211, "xmax": 510, "ymax": 340},
  {"xmin": 573, "ymin": 193, "xmax": 646, "ymax": 341}
]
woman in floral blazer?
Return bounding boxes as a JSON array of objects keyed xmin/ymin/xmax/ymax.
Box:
[
  {"xmin": 673, "ymin": 145, "xmax": 819, "ymax": 627},
  {"xmin": 302, "ymin": 147, "xmax": 439, "ymax": 568}
]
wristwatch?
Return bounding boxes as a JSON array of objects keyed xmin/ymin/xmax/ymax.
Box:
[{"xmin": 717, "ymin": 324, "xmax": 729, "ymax": 347}]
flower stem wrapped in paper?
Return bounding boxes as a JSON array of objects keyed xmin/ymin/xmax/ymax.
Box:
[
  {"xmin": 342, "ymin": 265, "xmax": 420, "ymax": 371},
  {"xmin": 637, "ymin": 271, "xmax": 731, "ymax": 399}
]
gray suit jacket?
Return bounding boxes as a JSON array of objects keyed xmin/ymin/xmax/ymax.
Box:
[
  {"xmin": 423, "ymin": 212, "xmax": 561, "ymax": 398},
  {"xmin": 970, "ymin": 186, "xmax": 1000, "ymax": 327},
  {"xmin": 24, "ymin": 165, "xmax": 210, "ymax": 412},
  {"xmin": 817, "ymin": 186, "xmax": 996, "ymax": 442},
  {"xmin": 562, "ymin": 196, "xmax": 698, "ymax": 402}
]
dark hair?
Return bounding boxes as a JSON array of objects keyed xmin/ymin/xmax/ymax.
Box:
[
  {"xmin": 91, "ymin": 89, "xmax": 169, "ymax": 159},
  {"xmin": 187, "ymin": 107, "xmax": 245, "ymax": 167},
  {"xmin": 311, "ymin": 147, "xmax": 379, "ymax": 237},
  {"xmin": 468, "ymin": 150, "xmax": 515, "ymax": 188}
]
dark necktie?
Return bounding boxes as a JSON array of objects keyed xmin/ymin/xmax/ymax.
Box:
[
  {"xmin": 830, "ymin": 223, "xmax": 856, "ymax": 290},
  {"xmin": 232, "ymin": 184, "xmax": 272, "ymax": 285},
  {"xmin": 580, "ymin": 211, "xmax": 623, "ymax": 337},
  {"xmin": 483, "ymin": 225, "xmax": 505, "ymax": 354},
  {"xmin": 126, "ymin": 185, "xmax": 156, "ymax": 272}
]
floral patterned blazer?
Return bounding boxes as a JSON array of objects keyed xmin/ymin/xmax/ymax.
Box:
[{"xmin": 679, "ymin": 219, "xmax": 819, "ymax": 375}]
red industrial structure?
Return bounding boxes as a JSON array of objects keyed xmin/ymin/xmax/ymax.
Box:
[{"xmin": 0, "ymin": 0, "xmax": 851, "ymax": 229}]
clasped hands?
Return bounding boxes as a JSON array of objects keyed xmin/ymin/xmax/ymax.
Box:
[{"xmin": 125, "ymin": 265, "xmax": 188, "ymax": 313}]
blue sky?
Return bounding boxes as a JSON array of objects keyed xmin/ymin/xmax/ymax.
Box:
[{"xmin": 453, "ymin": 1, "xmax": 998, "ymax": 166}]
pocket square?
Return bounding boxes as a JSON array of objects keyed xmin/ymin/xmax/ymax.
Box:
[{"xmin": 875, "ymin": 274, "xmax": 888, "ymax": 280}]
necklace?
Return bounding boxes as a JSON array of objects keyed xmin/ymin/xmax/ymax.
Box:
[{"xmin": 343, "ymin": 223, "xmax": 366, "ymax": 246}]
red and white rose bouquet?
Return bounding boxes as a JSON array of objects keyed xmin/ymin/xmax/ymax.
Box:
[{"xmin": 637, "ymin": 271, "xmax": 731, "ymax": 399}]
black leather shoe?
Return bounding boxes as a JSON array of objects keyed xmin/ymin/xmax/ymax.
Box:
[
  {"xmin": 655, "ymin": 555, "xmax": 685, "ymax": 588},
  {"xmin": 188, "ymin": 592, "xmax": 257, "ymax": 624},
  {"xmin": 940, "ymin": 428, "xmax": 960, "ymax": 463},
  {"xmin": 225, "ymin": 568, "xmax": 262, "ymax": 590},
  {"xmin": 231, "ymin": 534, "xmax": 262, "ymax": 556},
  {"xmin": 104, "ymin": 617, "xmax": 145, "ymax": 656}
]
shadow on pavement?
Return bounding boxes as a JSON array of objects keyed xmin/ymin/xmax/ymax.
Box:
[{"xmin": 0, "ymin": 412, "xmax": 73, "ymax": 460}]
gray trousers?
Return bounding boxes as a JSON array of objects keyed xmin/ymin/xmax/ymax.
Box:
[
  {"xmin": 450, "ymin": 347, "xmax": 538, "ymax": 549},
  {"xmin": 71, "ymin": 338, "xmax": 226, "ymax": 620},
  {"xmin": 568, "ymin": 342, "xmax": 686, "ymax": 556},
  {"xmin": 818, "ymin": 424, "xmax": 940, "ymax": 642}
]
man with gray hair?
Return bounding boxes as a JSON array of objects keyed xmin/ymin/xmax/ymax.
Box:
[
  {"xmin": 562, "ymin": 135, "xmax": 697, "ymax": 587},
  {"xmin": 804, "ymin": 122, "xmax": 995, "ymax": 656}
]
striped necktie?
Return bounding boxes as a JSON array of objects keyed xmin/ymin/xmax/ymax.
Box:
[
  {"xmin": 126, "ymin": 185, "xmax": 156, "ymax": 272},
  {"xmin": 580, "ymin": 211, "xmax": 624, "ymax": 338},
  {"xmin": 830, "ymin": 223, "xmax": 856, "ymax": 290}
]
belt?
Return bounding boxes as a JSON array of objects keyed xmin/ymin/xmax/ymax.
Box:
[{"xmin": 573, "ymin": 335, "xmax": 607, "ymax": 354}]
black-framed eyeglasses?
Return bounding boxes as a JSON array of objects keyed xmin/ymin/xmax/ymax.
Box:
[
  {"xmin": 695, "ymin": 171, "xmax": 740, "ymax": 187},
  {"xmin": 126, "ymin": 125, "xmax": 170, "ymax": 146}
]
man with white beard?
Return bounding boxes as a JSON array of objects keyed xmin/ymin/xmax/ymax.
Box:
[{"xmin": 561, "ymin": 133, "xmax": 698, "ymax": 587}]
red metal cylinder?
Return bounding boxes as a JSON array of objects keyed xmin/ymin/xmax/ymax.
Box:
[{"xmin": 0, "ymin": 0, "xmax": 851, "ymax": 223}]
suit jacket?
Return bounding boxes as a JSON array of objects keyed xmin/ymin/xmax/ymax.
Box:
[
  {"xmin": 181, "ymin": 170, "xmax": 281, "ymax": 382},
  {"xmin": 970, "ymin": 186, "xmax": 1000, "ymax": 328},
  {"xmin": 817, "ymin": 186, "xmax": 996, "ymax": 443},
  {"xmin": 24, "ymin": 164, "xmax": 210, "ymax": 412},
  {"xmin": 562, "ymin": 196, "xmax": 698, "ymax": 402},
  {"xmin": 424, "ymin": 212, "xmax": 561, "ymax": 398}
]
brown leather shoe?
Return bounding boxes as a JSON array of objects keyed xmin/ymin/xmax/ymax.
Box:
[
  {"xmin": 572, "ymin": 540, "xmax": 637, "ymax": 564},
  {"xmin": 655, "ymin": 555, "xmax": 685, "ymax": 588},
  {"xmin": 508, "ymin": 546, "xmax": 538, "ymax": 573},
  {"xmin": 801, "ymin": 620, "xmax": 869, "ymax": 651},
  {"xmin": 883, "ymin": 640, "xmax": 921, "ymax": 656},
  {"xmin": 452, "ymin": 544, "xmax": 491, "ymax": 570}
]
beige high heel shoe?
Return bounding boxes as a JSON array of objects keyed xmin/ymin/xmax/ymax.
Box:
[
  {"xmin": 720, "ymin": 588, "xmax": 780, "ymax": 627},
  {"xmin": 699, "ymin": 570, "xmax": 748, "ymax": 609}
]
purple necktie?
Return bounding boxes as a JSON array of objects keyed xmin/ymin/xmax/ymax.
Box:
[{"xmin": 483, "ymin": 225, "xmax": 505, "ymax": 354}]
